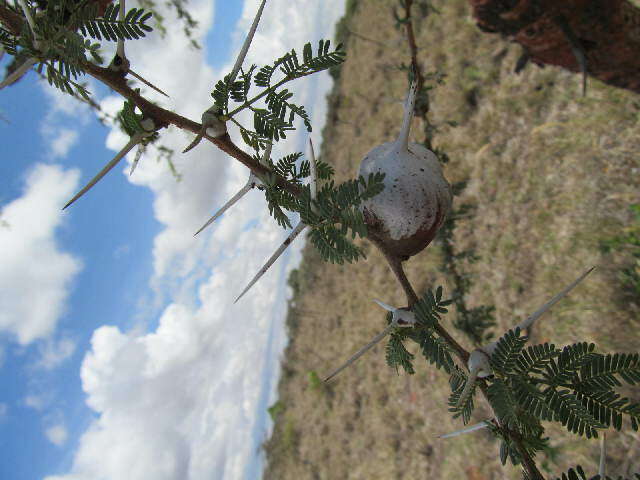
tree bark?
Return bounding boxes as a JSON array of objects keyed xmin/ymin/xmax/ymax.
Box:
[{"xmin": 468, "ymin": 0, "xmax": 640, "ymax": 93}]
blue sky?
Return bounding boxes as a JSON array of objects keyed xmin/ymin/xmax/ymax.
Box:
[{"xmin": 0, "ymin": 1, "xmax": 345, "ymax": 479}]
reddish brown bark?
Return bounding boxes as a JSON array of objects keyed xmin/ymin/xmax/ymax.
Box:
[{"xmin": 469, "ymin": 0, "xmax": 640, "ymax": 93}]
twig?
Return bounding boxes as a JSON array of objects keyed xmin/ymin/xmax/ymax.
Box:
[{"xmin": 0, "ymin": 4, "xmax": 302, "ymax": 200}]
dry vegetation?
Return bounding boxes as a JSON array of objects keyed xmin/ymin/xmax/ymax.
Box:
[{"xmin": 264, "ymin": 0, "xmax": 640, "ymax": 478}]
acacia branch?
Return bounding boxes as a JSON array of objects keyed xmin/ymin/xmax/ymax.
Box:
[
  {"xmin": 0, "ymin": 3, "xmax": 302, "ymax": 198},
  {"xmin": 396, "ymin": 3, "xmax": 543, "ymax": 478}
]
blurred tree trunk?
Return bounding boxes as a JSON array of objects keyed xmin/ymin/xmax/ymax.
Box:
[{"xmin": 468, "ymin": 0, "xmax": 640, "ymax": 93}]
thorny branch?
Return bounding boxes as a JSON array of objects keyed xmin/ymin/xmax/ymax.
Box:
[
  {"xmin": 0, "ymin": 3, "xmax": 558, "ymax": 477},
  {"xmin": 0, "ymin": 2, "xmax": 302, "ymax": 198},
  {"xmin": 394, "ymin": 2, "xmax": 544, "ymax": 478}
]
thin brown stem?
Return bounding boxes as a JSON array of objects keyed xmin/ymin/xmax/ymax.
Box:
[
  {"xmin": 379, "ymin": 241, "xmax": 543, "ymax": 478},
  {"xmin": 402, "ymin": 0, "xmax": 424, "ymax": 88},
  {"xmin": 370, "ymin": 234, "xmax": 470, "ymax": 364},
  {"xmin": 395, "ymin": 4, "xmax": 543, "ymax": 478}
]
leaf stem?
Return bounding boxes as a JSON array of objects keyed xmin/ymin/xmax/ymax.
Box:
[{"xmin": 226, "ymin": 70, "xmax": 316, "ymax": 118}]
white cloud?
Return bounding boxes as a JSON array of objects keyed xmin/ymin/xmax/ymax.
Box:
[
  {"xmin": 39, "ymin": 80, "xmax": 93, "ymax": 161},
  {"xmin": 0, "ymin": 164, "xmax": 83, "ymax": 344},
  {"xmin": 35, "ymin": 337, "xmax": 77, "ymax": 370},
  {"xmin": 49, "ymin": 0, "xmax": 346, "ymax": 479},
  {"xmin": 46, "ymin": 424, "xmax": 69, "ymax": 447},
  {"xmin": 25, "ymin": 394, "xmax": 48, "ymax": 411},
  {"xmin": 50, "ymin": 129, "xmax": 80, "ymax": 159}
]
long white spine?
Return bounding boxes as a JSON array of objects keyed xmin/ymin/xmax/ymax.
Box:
[
  {"xmin": 324, "ymin": 323, "xmax": 394, "ymax": 383},
  {"xmin": 516, "ymin": 266, "xmax": 595, "ymax": 331},
  {"xmin": 228, "ymin": 0, "xmax": 267, "ymax": 84},
  {"xmin": 63, "ymin": 134, "xmax": 143, "ymax": 209},
  {"xmin": 396, "ymin": 80, "xmax": 417, "ymax": 151}
]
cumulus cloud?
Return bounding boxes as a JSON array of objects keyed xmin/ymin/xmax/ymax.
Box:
[
  {"xmin": 46, "ymin": 424, "xmax": 69, "ymax": 447},
  {"xmin": 46, "ymin": 225, "xmax": 293, "ymax": 479},
  {"xmin": 49, "ymin": 0, "xmax": 346, "ymax": 478},
  {"xmin": 0, "ymin": 164, "xmax": 83, "ymax": 344}
]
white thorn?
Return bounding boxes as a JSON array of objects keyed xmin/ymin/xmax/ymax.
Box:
[
  {"xmin": 235, "ymin": 221, "xmax": 307, "ymax": 303},
  {"xmin": 18, "ymin": 0, "xmax": 40, "ymax": 49},
  {"xmin": 324, "ymin": 323, "xmax": 394, "ymax": 383},
  {"xmin": 194, "ymin": 182, "xmax": 253, "ymax": 236},
  {"xmin": 63, "ymin": 134, "xmax": 143, "ymax": 209},
  {"xmin": 0, "ymin": 57, "xmax": 37, "ymax": 89},
  {"xmin": 516, "ymin": 266, "xmax": 595, "ymax": 331},
  {"xmin": 228, "ymin": 0, "xmax": 267, "ymax": 84},
  {"xmin": 183, "ymin": 106, "xmax": 227, "ymax": 153},
  {"xmin": 128, "ymin": 69, "xmax": 170, "ymax": 98},
  {"xmin": 599, "ymin": 432, "xmax": 607, "ymax": 478},
  {"xmin": 439, "ymin": 420, "xmax": 490, "ymax": 439},
  {"xmin": 397, "ymin": 80, "xmax": 418, "ymax": 151},
  {"xmin": 129, "ymin": 143, "xmax": 145, "ymax": 176},
  {"xmin": 455, "ymin": 366, "xmax": 479, "ymax": 408},
  {"xmin": 308, "ymin": 138, "xmax": 318, "ymax": 200},
  {"xmin": 183, "ymin": 132, "xmax": 204, "ymax": 153},
  {"xmin": 373, "ymin": 299, "xmax": 395, "ymax": 312}
]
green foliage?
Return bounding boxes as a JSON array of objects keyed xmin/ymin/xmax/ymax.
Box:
[
  {"xmin": 416, "ymin": 332, "xmax": 454, "ymax": 373},
  {"xmin": 488, "ymin": 378, "xmax": 520, "ymax": 429},
  {"xmin": 382, "ymin": 287, "xmax": 456, "ymax": 380},
  {"xmin": 578, "ymin": 353, "xmax": 640, "ymax": 390},
  {"xmin": 552, "ymin": 466, "xmax": 640, "ymax": 479},
  {"xmin": 543, "ymin": 343, "xmax": 598, "ymax": 386},
  {"xmin": 490, "ymin": 328, "xmax": 528, "ymax": 376},
  {"xmin": 261, "ymin": 163, "xmax": 384, "ymax": 264},
  {"xmin": 77, "ymin": 4, "xmax": 153, "ymax": 41},
  {"xmin": 544, "ymin": 389, "xmax": 604, "ymax": 438},
  {"xmin": 213, "ymin": 40, "xmax": 345, "ymax": 145},
  {"xmin": 408, "ymin": 288, "xmax": 455, "ymax": 373},
  {"xmin": 600, "ymin": 204, "xmax": 640, "ymax": 299},
  {"xmin": 307, "ymin": 370, "xmax": 325, "ymax": 392},
  {"xmin": 0, "ymin": 26, "xmax": 18, "ymax": 55},
  {"xmin": 386, "ymin": 333, "xmax": 415, "ymax": 374},
  {"xmin": 487, "ymin": 338, "xmax": 639, "ymax": 445},
  {"xmin": 448, "ymin": 366, "xmax": 475, "ymax": 424},
  {"xmin": 2, "ymin": 0, "xmax": 153, "ymax": 100},
  {"xmin": 267, "ymin": 400, "xmax": 285, "ymax": 421},
  {"xmin": 516, "ymin": 343, "xmax": 560, "ymax": 376},
  {"xmin": 118, "ymin": 98, "xmax": 148, "ymax": 136}
]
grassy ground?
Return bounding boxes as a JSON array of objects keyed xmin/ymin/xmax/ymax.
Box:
[{"xmin": 263, "ymin": 1, "xmax": 640, "ymax": 478}]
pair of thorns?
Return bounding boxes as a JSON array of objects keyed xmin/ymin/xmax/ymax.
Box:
[
  {"xmin": 60, "ymin": 0, "xmax": 268, "ymax": 209},
  {"xmin": 60, "ymin": 0, "xmax": 308, "ymax": 304}
]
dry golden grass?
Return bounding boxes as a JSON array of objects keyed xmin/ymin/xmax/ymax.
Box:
[{"xmin": 264, "ymin": 1, "xmax": 640, "ymax": 478}]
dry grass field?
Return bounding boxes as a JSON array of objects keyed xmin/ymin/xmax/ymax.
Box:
[{"xmin": 263, "ymin": 1, "xmax": 640, "ymax": 478}]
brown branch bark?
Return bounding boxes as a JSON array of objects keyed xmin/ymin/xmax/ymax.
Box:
[
  {"xmin": 469, "ymin": 0, "xmax": 640, "ymax": 94},
  {"xmin": 378, "ymin": 247, "xmax": 544, "ymax": 479}
]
